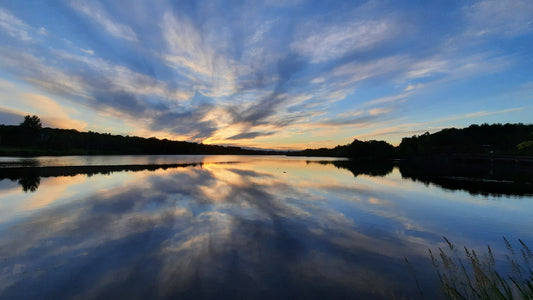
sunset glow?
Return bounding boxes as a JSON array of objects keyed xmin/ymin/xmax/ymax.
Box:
[{"xmin": 0, "ymin": 1, "xmax": 532, "ymax": 149}]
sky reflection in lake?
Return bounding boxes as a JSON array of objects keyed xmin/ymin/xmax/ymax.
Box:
[{"xmin": 0, "ymin": 156, "xmax": 531, "ymax": 299}]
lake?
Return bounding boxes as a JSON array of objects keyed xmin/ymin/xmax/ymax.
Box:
[{"xmin": 0, "ymin": 155, "xmax": 532, "ymax": 299}]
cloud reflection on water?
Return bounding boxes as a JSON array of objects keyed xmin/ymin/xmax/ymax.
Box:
[
  {"xmin": 0, "ymin": 159, "xmax": 438, "ymax": 299},
  {"xmin": 0, "ymin": 157, "xmax": 531, "ymax": 299}
]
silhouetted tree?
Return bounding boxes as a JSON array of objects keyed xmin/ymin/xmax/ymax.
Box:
[
  {"xmin": 20, "ymin": 115, "xmax": 42, "ymax": 130},
  {"xmin": 293, "ymin": 139, "xmax": 396, "ymax": 159},
  {"xmin": 346, "ymin": 139, "xmax": 395, "ymax": 159},
  {"xmin": 398, "ymin": 123, "xmax": 533, "ymax": 157},
  {"xmin": 17, "ymin": 115, "xmax": 42, "ymax": 146}
]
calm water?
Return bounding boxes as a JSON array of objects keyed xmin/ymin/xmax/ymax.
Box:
[{"xmin": 0, "ymin": 155, "xmax": 531, "ymax": 299}]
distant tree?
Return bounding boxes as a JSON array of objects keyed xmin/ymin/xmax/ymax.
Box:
[
  {"xmin": 398, "ymin": 124, "xmax": 533, "ymax": 157},
  {"xmin": 17, "ymin": 115, "xmax": 42, "ymax": 146},
  {"xmin": 347, "ymin": 139, "xmax": 395, "ymax": 159},
  {"xmin": 20, "ymin": 115, "xmax": 42, "ymax": 130}
]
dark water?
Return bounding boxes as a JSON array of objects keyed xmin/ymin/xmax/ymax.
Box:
[{"xmin": 0, "ymin": 155, "xmax": 531, "ymax": 299}]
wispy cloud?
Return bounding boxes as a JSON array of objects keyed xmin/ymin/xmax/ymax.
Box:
[
  {"xmin": 227, "ymin": 131, "xmax": 276, "ymax": 140},
  {"xmin": 463, "ymin": 0, "xmax": 533, "ymax": 37},
  {"xmin": 404, "ymin": 84, "xmax": 424, "ymax": 92},
  {"xmin": 80, "ymin": 48, "xmax": 94, "ymax": 55},
  {"xmin": 20, "ymin": 93, "xmax": 87, "ymax": 129},
  {"xmin": 0, "ymin": 8, "xmax": 31, "ymax": 41},
  {"xmin": 333, "ymin": 55, "xmax": 410, "ymax": 82},
  {"xmin": 0, "ymin": 45, "xmax": 217, "ymax": 140},
  {"xmin": 37, "ymin": 27, "xmax": 48, "ymax": 36},
  {"xmin": 431, "ymin": 107, "xmax": 525, "ymax": 124},
  {"xmin": 292, "ymin": 19, "xmax": 396, "ymax": 63},
  {"xmin": 58, "ymin": 52, "xmax": 192, "ymax": 101},
  {"xmin": 70, "ymin": 0, "xmax": 138, "ymax": 42},
  {"xmin": 317, "ymin": 106, "xmax": 394, "ymax": 127},
  {"xmin": 0, "ymin": 48, "xmax": 88, "ymax": 98},
  {"xmin": 363, "ymin": 93, "xmax": 410, "ymax": 107}
]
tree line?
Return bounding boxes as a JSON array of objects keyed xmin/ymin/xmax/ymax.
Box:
[
  {"xmin": 1, "ymin": 115, "xmax": 532, "ymax": 158},
  {"xmin": 292, "ymin": 123, "xmax": 533, "ymax": 158},
  {"xmin": 0, "ymin": 115, "xmax": 277, "ymax": 156},
  {"xmin": 291, "ymin": 139, "xmax": 395, "ymax": 159},
  {"xmin": 398, "ymin": 123, "xmax": 533, "ymax": 157}
]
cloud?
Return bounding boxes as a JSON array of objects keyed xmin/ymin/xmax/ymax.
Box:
[
  {"xmin": 431, "ymin": 107, "xmax": 525, "ymax": 124},
  {"xmin": 227, "ymin": 131, "xmax": 276, "ymax": 140},
  {"xmin": 369, "ymin": 107, "xmax": 392, "ymax": 116},
  {"xmin": 0, "ymin": 46, "xmax": 214, "ymax": 140},
  {"xmin": 69, "ymin": 0, "xmax": 138, "ymax": 42},
  {"xmin": 311, "ymin": 77, "xmax": 326, "ymax": 84},
  {"xmin": 0, "ymin": 108, "xmax": 23, "ymax": 125},
  {"xmin": 406, "ymin": 59, "xmax": 448, "ymax": 79},
  {"xmin": 315, "ymin": 106, "xmax": 395, "ymax": 128},
  {"xmin": 404, "ymin": 84, "xmax": 424, "ymax": 92},
  {"xmin": 0, "ymin": 3, "xmax": 441, "ymax": 146},
  {"xmin": 0, "ymin": 48, "xmax": 88, "ymax": 98},
  {"xmin": 162, "ymin": 12, "xmax": 242, "ymax": 99},
  {"xmin": 80, "ymin": 48, "xmax": 94, "ymax": 55},
  {"xmin": 320, "ymin": 115, "xmax": 378, "ymax": 126},
  {"xmin": 406, "ymin": 52, "xmax": 514, "ymax": 83},
  {"xmin": 37, "ymin": 27, "xmax": 48, "ymax": 36},
  {"xmin": 333, "ymin": 55, "xmax": 410, "ymax": 83},
  {"xmin": 292, "ymin": 19, "xmax": 396, "ymax": 63},
  {"xmin": 20, "ymin": 93, "xmax": 87, "ymax": 129},
  {"xmin": 0, "ymin": 1, "xmax": 530, "ymax": 148},
  {"xmin": 0, "ymin": 8, "xmax": 31, "ymax": 41},
  {"xmin": 0, "ymin": 78, "xmax": 87, "ymax": 129},
  {"xmin": 228, "ymin": 53, "xmax": 308, "ymax": 129},
  {"xmin": 363, "ymin": 93, "xmax": 410, "ymax": 107},
  {"xmin": 0, "ymin": 7, "xmax": 310, "ymax": 142},
  {"xmin": 148, "ymin": 106, "xmax": 218, "ymax": 141},
  {"xmin": 265, "ymin": 0, "xmax": 304, "ymax": 7},
  {"xmin": 0, "ymin": 159, "xmax": 449, "ymax": 298},
  {"xmin": 463, "ymin": 0, "xmax": 533, "ymax": 37}
]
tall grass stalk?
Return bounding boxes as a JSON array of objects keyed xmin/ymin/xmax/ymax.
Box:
[{"xmin": 429, "ymin": 237, "xmax": 533, "ymax": 300}]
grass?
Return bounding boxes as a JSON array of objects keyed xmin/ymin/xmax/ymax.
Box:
[{"xmin": 429, "ymin": 237, "xmax": 533, "ymax": 300}]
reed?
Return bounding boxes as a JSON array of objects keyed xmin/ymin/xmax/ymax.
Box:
[{"xmin": 429, "ymin": 237, "xmax": 533, "ymax": 300}]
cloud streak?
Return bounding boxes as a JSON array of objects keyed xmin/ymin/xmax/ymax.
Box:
[
  {"xmin": 464, "ymin": 0, "xmax": 533, "ymax": 37},
  {"xmin": 0, "ymin": 8, "xmax": 31, "ymax": 41},
  {"xmin": 292, "ymin": 19, "xmax": 396, "ymax": 63},
  {"xmin": 70, "ymin": 0, "xmax": 138, "ymax": 42}
]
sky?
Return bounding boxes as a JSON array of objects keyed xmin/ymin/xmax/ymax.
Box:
[{"xmin": 0, "ymin": 0, "xmax": 532, "ymax": 150}]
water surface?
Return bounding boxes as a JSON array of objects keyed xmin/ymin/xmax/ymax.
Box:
[{"xmin": 0, "ymin": 155, "xmax": 531, "ymax": 299}]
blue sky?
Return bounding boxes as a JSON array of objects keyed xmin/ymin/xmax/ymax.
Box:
[{"xmin": 0, "ymin": 0, "xmax": 531, "ymax": 149}]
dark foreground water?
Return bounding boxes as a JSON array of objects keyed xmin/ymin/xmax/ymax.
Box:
[{"xmin": 0, "ymin": 155, "xmax": 531, "ymax": 299}]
